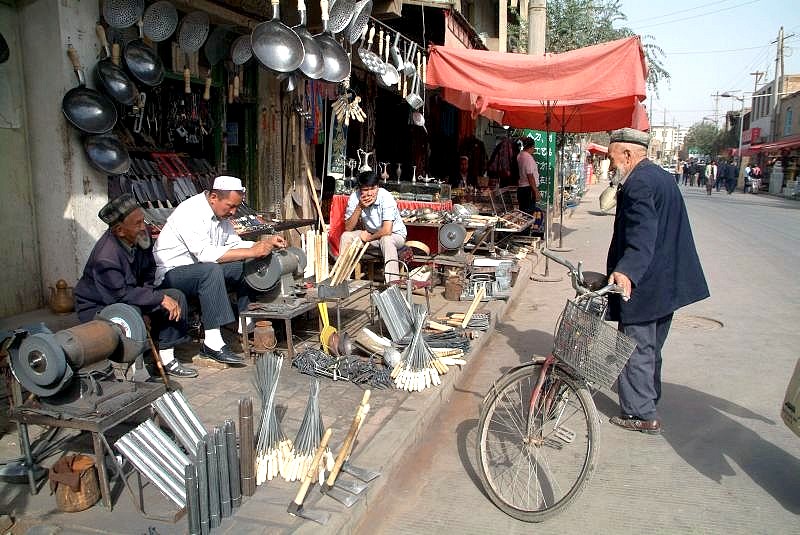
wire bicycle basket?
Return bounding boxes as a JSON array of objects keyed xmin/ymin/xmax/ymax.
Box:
[{"xmin": 553, "ymin": 299, "xmax": 636, "ymax": 389}]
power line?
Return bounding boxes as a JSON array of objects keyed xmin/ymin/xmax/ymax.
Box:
[
  {"xmin": 632, "ymin": 0, "xmax": 761, "ymax": 30},
  {"xmin": 664, "ymin": 43, "xmax": 783, "ymax": 55},
  {"xmin": 627, "ymin": 0, "xmax": 738, "ymax": 25}
]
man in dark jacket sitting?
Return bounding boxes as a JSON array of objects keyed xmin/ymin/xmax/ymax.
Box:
[{"xmin": 74, "ymin": 194, "xmax": 197, "ymax": 378}]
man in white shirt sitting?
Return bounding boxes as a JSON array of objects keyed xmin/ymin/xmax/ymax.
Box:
[
  {"xmin": 340, "ymin": 171, "xmax": 407, "ymax": 283},
  {"xmin": 153, "ymin": 176, "xmax": 286, "ymax": 365}
]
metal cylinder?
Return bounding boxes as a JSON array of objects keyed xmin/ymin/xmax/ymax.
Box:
[
  {"xmin": 126, "ymin": 433, "xmax": 186, "ymax": 496},
  {"xmin": 141, "ymin": 420, "xmax": 191, "ymax": 467},
  {"xmin": 194, "ymin": 441, "xmax": 210, "ymax": 535},
  {"xmin": 116, "ymin": 435, "xmax": 186, "ymax": 508},
  {"xmin": 161, "ymin": 394, "xmax": 203, "ymax": 445},
  {"xmin": 216, "ymin": 427, "xmax": 231, "ymax": 518},
  {"xmin": 205, "ymin": 434, "xmax": 220, "ymax": 529},
  {"xmin": 154, "ymin": 397, "xmax": 198, "ymax": 451},
  {"xmin": 185, "ymin": 464, "xmax": 201, "ymax": 535},
  {"xmin": 130, "ymin": 427, "xmax": 184, "ymax": 483},
  {"xmin": 238, "ymin": 398, "xmax": 255, "ymax": 497},
  {"xmin": 224, "ymin": 419, "xmax": 241, "ymax": 508},
  {"xmin": 171, "ymin": 391, "xmax": 208, "ymax": 440},
  {"xmin": 53, "ymin": 321, "xmax": 119, "ymax": 368}
]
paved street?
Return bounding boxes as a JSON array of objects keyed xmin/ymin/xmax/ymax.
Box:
[{"xmin": 361, "ymin": 186, "xmax": 800, "ymax": 535}]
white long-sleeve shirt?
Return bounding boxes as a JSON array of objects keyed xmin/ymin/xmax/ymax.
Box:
[{"xmin": 153, "ymin": 192, "xmax": 253, "ymax": 285}]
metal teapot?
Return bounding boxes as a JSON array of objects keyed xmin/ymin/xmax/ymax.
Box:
[
  {"xmin": 49, "ymin": 279, "xmax": 75, "ymax": 314},
  {"xmin": 357, "ymin": 149, "xmax": 374, "ymax": 173}
]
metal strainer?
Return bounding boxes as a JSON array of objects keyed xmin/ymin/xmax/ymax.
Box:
[
  {"xmin": 102, "ymin": 0, "xmax": 144, "ymax": 29},
  {"xmin": 327, "ymin": 0, "xmax": 355, "ymax": 35},
  {"xmin": 142, "ymin": 0, "xmax": 178, "ymax": 42},
  {"xmin": 205, "ymin": 26, "xmax": 230, "ymax": 66},
  {"xmin": 178, "ymin": 11, "xmax": 210, "ymax": 53},
  {"xmin": 231, "ymin": 34, "xmax": 252, "ymax": 65},
  {"xmin": 345, "ymin": 0, "xmax": 372, "ymax": 45}
]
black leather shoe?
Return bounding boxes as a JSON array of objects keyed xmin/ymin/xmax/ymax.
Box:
[
  {"xmin": 609, "ymin": 415, "xmax": 662, "ymax": 435},
  {"xmin": 164, "ymin": 360, "xmax": 199, "ymax": 378},
  {"xmin": 199, "ymin": 344, "xmax": 245, "ymax": 366}
]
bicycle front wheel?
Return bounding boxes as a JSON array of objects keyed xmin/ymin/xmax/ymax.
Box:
[{"xmin": 476, "ymin": 364, "xmax": 599, "ymax": 522}]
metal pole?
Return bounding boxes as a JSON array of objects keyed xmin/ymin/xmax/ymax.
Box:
[
  {"xmin": 737, "ymin": 98, "xmax": 745, "ymax": 172},
  {"xmin": 531, "ymin": 106, "xmax": 563, "ymax": 283}
]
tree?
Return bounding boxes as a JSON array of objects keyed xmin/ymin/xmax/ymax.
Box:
[
  {"xmin": 508, "ymin": 0, "xmax": 670, "ymax": 94},
  {"xmin": 684, "ymin": 122, "xmax": 719, "ymax": 157}
]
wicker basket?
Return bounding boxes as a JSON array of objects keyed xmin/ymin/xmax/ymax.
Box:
[{"xmin": 553, "ymin": 300, "xmax": 636, "ymax": 389}]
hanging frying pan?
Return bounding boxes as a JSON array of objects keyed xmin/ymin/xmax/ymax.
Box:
[
  {"xmin": 124, "ymin": 20, "xmax": 165, "ymax": 86},
  {"xmin": 62, "ymin": 46, "xmax": 118, "ymax": 134},
  {"xmin": 315, "ymin": 0, "xmax": 350, "ymax": 83},
  {"xmin": 292, "ymin": 0, "xmax": 324, "ymax": 79},
  {"xmin": 250, "ymin": 0, "xmax": 305, "ymax": 73},
  {"xmin": 84, "ymin": 133, "xmax": 131, "ymax": 175},
  {"xmin": 94, "ymin": 24, "xmax": 137, "ymax": 105}
]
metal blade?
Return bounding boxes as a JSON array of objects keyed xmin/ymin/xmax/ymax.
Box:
[
  {"xmin": 321, "ymin": 486, "xmax": 361, "ymax": 508},
  {"xmin": 291, "ymin": 506, "xmax": 331, "ymax": 525},
  {"xmin": 333, "ymin": 477, "xmax": 367, "ymax": 495},
  {"xmin": 341, "ymin": 462, "xmax": 381, "ymax": 483}
]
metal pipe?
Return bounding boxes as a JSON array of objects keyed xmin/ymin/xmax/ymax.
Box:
[
  {"xmin": 194, "ymin": 441, "xmax": 210, "ymax": 535},
  {"xmin": 130, "ymin": 427, "xmax": 185, "ymax": 482},
  {"xmin": 239, "ymin": 398, "xmax": 255, "ymax": 497},
  {"xmin": 141, "ymin": 420, "xmax": 191, "ymax": 467},
  {"xmin": 224, "ymin": 419, "xmax": 242, "ymax": 508},
  {"xmin": 116, "ymin": 435, "xmax": 186, "ymax": 508},
  {"xmin": 171, "ymin": 391, "xmax": 208, "ymax": 440},
  {"xmin": 152, "ymin": 398, "xmax": 196, "ymax": 451},
  {"xmin": 205, "ymin": 434, "xmax": 220, "ymax": 529},
  {"xmin": 125, "ymin": 433, "xmax": 186, "ymax": 498},
  {"xmin": 216, "ymin": 427, "xmax": 232, "ymax": 518},
  {"xmin": 185, "ymin": 463, "xmax": 201, "ymax": 535},
  {"xmin": 161, "ymin": 393, "xmax": 203, "ymax": 445}
]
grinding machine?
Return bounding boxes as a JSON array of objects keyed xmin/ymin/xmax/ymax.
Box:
[{"xmin": 243, "ymin": 246, "xmax": 308, "ymax": 310}]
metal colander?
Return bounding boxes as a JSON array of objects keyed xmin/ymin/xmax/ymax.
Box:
[
  {"xmin": 142, "ymin": 0, "xmax": 178, "ymax": 42},
  {"xmin": 177, "ymin": 11, "xmax": 210, "ymax": 53},
  {"xmin": 327, "ymin": 0, "xmax": 355, "ymax": 35},
  {"xmin": 231, "ymin": 34, "xmax": 252, "ymax": 66},
  {"xmin": 345, "ymin": 0, "xmax": 372, "ymax": 45},
  {"xmin": 204, "ymin": 26, "xmax": 230, "ymax": 66},
  {"xmin": 102, "ymin": 0, "xmax": 144, "ymax": 29},
  {"xmin": 107, "ymin": 25, "xmax": 139, "ymax": 46}
]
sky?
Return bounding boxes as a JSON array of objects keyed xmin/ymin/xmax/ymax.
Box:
[{"xmin": 617, "ymin": 0, "xmax": 800, "ymax": 130}]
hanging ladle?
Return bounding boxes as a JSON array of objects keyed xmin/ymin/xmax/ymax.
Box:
[{"xmin": 378, "ymin": 30, "xmax": 399, "ymax": 88}]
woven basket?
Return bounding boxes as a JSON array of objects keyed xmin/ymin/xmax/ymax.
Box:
[{"xmin": 53, "ymin": 455, "xmax": 100, "ymax": 512}]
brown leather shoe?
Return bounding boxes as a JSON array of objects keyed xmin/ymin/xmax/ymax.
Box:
[{"xmin": 609, "ymin": 415, "xmax": 661, "ymax": 435}]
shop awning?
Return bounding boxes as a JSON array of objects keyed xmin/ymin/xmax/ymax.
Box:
[
  {"xmin": 586, "ymin": 142, "xmax": 608, "ymax": 154},
  {"xmin": 749, "ymin": 134, "xmax": 800, "ymax": 154},
  {"xmin": 426, "ymin": 36, "xmax": 650, "ymax": 132}
]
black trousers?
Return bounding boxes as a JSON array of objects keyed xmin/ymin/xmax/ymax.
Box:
[
  {"xmin": 616, "ymin": 313, "xmax": 674, "ymax": 420},
  {"xmin": 160, "ymin": 261, "xmax": 253, "ymax": 330},
  {"xmin": 517, "ymin": 185, "xmax": 533, "ymax": 213}
]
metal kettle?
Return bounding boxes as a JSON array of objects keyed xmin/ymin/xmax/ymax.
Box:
[{"xmin": 49, "ymin": 279, "xmax": 75, "ymax": 314}]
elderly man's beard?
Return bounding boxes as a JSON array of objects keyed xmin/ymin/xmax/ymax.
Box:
[
  {"xmin": 135, "ymin": 232, "xmax": 152, "ymax": 249},
  {"xmin": 613, "ymin": 164, "xmax": 630, "ymax": 184}
]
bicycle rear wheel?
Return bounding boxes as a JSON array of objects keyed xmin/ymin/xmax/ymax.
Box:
[{"xmin": 476, "ymin": 363, "xmax": 598, "ymax": 522}]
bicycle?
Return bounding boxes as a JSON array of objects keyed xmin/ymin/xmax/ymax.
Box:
[{"xmin": 476, "ymin": 249, "xmax": 636, "ymax": 522}]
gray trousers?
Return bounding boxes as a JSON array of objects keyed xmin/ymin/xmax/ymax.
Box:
[
  {"xmin": 160, "ymin": 261, "xmax": 252, "ymax": 330},
  {"xmin": 339, "ymin": 231, "xmax": 405, "ymax": 282},
  {"xmin": 617, "ymin": 313, "xmax": 673, "ymax": 420}
]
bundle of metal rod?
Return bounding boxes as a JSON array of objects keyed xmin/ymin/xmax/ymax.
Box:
[
  {"xmin": 224, "ymin": 419, "xmax": 242, "ymax": 509},
  {"xmin": 254, "ymin": 353, "xmax": 294, "ymax": 485},
  {"xmin": 238, "ymin": 398, "xmax": 255, "ymax": 497},
  {"xmin": 371, "ymin": 285, "xmax": 413, "ymax": 342},
  {"xmin": 193, "ymin": 440, "xmax": 210, "ymax": 535},
  {"xmin": 436, "ymin": 312, "xmax": 491, "ymax": 330},
  {"xmin": 390, "ymin": 306, "xmax": 446, "ymax": 391},
  {"xmin": 205, "ymin": 433, "xmax": 220, "ymax": 529},
  {"xmin": 292, "ymin": 349, "xmax": 394, "ymax": 389},
  {"xmin": 397, "ymin": 330, "xmax": 471, "ymax": 353},
  {"xmin": 185, "ymin": 463, "xmax": 201, "ymax": 535},
  {"xmin": 286, "ymin": 380, "xmax": 335, "ymax": 483},
  {"xmin": 115, "ymin": 424, "xmax": 189, "ymax": 508},
  {"xmin": 215, "ymin": 426, "xmax": 232, "ymax": 518},
  {"xmin": 328, "ymin": 239, "xmax": 370, "ymax": 285},
  {"xmin": 152, "ymin": 391, "xmax": 208, "ymax": 451}
]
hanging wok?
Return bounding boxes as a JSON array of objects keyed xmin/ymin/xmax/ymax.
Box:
[
  {"xmin": 292, "ymin": 0, "xmax": 324, "ymax": 79},
  {"xmin": 124, "ymin": 21, "xmax": 165, "ymax": 86},
  {"xmin": 84, "ymin": 133, "xmax": 131, "ymax": 175},
  {"xmin": 62, "ymin": 46, "xmax": 118, "ymax": 134},
  {"xmin": 250, "ymin": 0, "xmax": 305, "ymax": 73},
  {"xmin": 315, "ymin": 0, "xmax": 350, "ymax": 83},
  {"xmin": 94, "ymin": 24, "xmax": 137, "ymax": 105}
]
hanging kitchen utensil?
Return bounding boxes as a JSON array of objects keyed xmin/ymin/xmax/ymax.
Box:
[
  {"xmin": 142, "ymin": 0, "xmax": 178, "ymax": 42},
  {"xmin": 292, "ymin": 0, "xmax": 324, "ymax": 79},
  {"xmin": 124, "ymin": 20, "xmax": 165, "ymax": 86},
  {"xmin": 402, "ymin": 41, "xmax": 416, "ymax": 77},
  {"xmin": 107, "ymin": 25, "xmax": 138, "ymax": 66},
  {"xmin": 231, "ymin": 34, "xmax": 252, "ymax": 65},
  {"xmin": 405, "ymin": 69, "xmax": 423, "ymax": 110},
  {"xmin": 378, "ymin": 31, "xmax": 398, "ymax": 88},
  {"xmin": 84, "ymin": 133, "xmax": 131, "ymax": 175},
  {"xmin": 204, "ymin": 26, "xmax": 229, "ymax": 100},
  {"xmin": 357, "ymin": 25, "xmax": 384, "ymax": 75},
  {"xmin": 62, "ymin": 46, "xmax": 118, "ymax": 134},
  {"xmin": 327, "ymin": 0, "xmax": 355, "ymax": 35},
  {"xmin": 102, "ymin": 0, "xmax": 144, "ymax": 29},
  {"xmin": 251, "ymin": 0, "xmax": 305, "ymax": 73},
  {"xmin": 177, "ymin": 11, "xmax": 210, "ymax": 93},
  {"xmin": 94, "ymin": 24, "xmax": 137, "ymax": 105},
  {"xmin": 315, "ymin": 0, "xmax": 350, "ymax": 83},
  {"xmin": 344, "ymin": 0, "xmax": 372, "ymax": 45},
  {"xmin": 390, "ymin": 31, "xmax": 403, "ymax": 73}
]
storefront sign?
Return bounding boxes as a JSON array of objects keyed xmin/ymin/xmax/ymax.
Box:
[{"xmin": 522, "ymin": 129, "xmax": 557, "ymax": 202}]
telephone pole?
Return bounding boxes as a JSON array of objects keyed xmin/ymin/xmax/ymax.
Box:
[
  {"xmin": 771, "ymin": 27, "xmax": 785, "ymax": 142},
  {"xmin": 527, "ymin": 0, "xmax": 546, "ymax": 56},
  {"xmin": 710, "ymin": 92, "xmax": 722, "ymax": 128}
]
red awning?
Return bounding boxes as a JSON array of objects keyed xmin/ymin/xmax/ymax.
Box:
[
  {"xmin": 749, "ymin": 134, "xmax": 800, "ymax": 154},
  {"xmin": 426, "ymin": 36, "xmax": 649, "ymax": 132},
  {"xmin": 586, "ymin": 142, "xmax": 608, "ymax": 154}
]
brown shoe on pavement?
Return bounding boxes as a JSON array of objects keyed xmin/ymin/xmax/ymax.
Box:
[{"xmin": 609, "ymin": 415, "xmax": 662, "ymax": 435}]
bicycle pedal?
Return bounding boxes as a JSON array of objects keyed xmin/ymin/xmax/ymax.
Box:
[{"xmin": 554, "ymin": 426, "xmax": 576, "ymax": 443}]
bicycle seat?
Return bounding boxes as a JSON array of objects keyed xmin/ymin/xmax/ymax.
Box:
[{"xmin": 581, "ymin": 271, "xmax": 608, "ymax": 292}]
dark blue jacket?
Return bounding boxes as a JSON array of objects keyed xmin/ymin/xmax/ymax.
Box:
[
  {"xmin": 607, "ymin": 159, "xmax": 709, "ymax": 324},
  {"xmin": 74, "ymin": 230, "xmax": 164, "ymax": 322}
]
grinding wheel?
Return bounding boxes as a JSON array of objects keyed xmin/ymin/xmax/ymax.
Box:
[
  {"xmin": 438, "ymin": 223, "xmax": 467, "ymax": 252},
  {"xmin": 11, "ymin": 333, "xmax": 73, "ymax": 397}
]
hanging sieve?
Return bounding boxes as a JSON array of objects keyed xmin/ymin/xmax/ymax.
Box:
[
  {"xmin": 345, "ymin": 0, "xmax": 372, "ymax": 45},
  {"xmin": 205, "ymin": 26, "xmax": 230, "ymax": 66},
  {"xmin": 102, "ymin": 0, "xmax": 144, "ymax": 29},
  {"xmin": 231, "ymin": 34, "xmax": 252, "ymax": 65},
  {"xmin": 178, "ymin": 11, "xmax": 210, "ymax": 53},
  {"xmin": 142, "ymin": 0, "xmax": 178, "ymax": 43},
  {"xmin": 327, "ymin": 0, "xmax": 355, "ymax": 35}
]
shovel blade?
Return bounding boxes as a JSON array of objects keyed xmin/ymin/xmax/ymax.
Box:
[
  {"xmin": 322, "ymin": 486, "xmax": 362, "ymax": 508},
  {"xmin": 342, "ymin": 462, "xmax": 381, "ymax": 483},
  {"xmin": 294, "ymin": 509, "xmax": 331, "ymax": 525},
  {"xmin": 333, "ymin": 477, "xmax": 367, "ymax": 495}
]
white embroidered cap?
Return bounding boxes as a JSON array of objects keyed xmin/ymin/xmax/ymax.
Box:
[{"xmin": 212, "ymin": 175, "xmax": 246, "ymax": 192}]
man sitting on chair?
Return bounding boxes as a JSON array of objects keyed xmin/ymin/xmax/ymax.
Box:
[{"xmin": 340, "ymin": 171, "xmax": 407, "ymax": 283}]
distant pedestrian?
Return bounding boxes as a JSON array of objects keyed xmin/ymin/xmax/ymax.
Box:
[
  {"xmin": 682, "ymin": 161, "xmax": 690, "ymax": 185},
  {"xmin": 705, "ymin": 161, "xmax": 717, "ymax": 195},
  {"xmin": 726, "ymin": 160, "xmax": 739, "ymax": 194},
  {"xmin": 674, "ymin": 160, "xmax": 683, "ymax": 184},
  {"xmin": 716, "ymin": 160, "xmax": 728, "ymax": 192}
]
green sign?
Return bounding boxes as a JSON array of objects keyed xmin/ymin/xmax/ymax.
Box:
[{"xmin": 522, "ymin": 130, "xmax": 557, "ymax": 203}]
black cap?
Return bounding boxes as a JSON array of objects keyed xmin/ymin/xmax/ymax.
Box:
[{"xmin": 98, "ymin": 193, "xmax": 139, "ymax": 226}]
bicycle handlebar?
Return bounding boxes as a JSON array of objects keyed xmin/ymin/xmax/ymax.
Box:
[{"xmin": 541, "ymin": 248, "xmax": 626, "ymax": 298}]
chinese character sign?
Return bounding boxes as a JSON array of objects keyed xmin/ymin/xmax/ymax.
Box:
[{"xmin": 523, "ymin": 130, "xmax": 557, "ymax": 203}]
